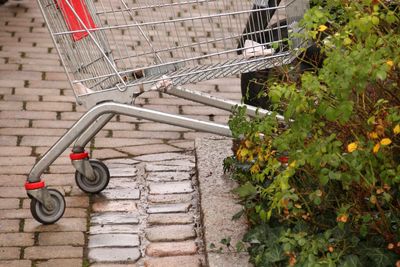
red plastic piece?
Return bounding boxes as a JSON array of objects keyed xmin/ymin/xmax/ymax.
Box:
[
  {"xmin": 278, "ymin": 156, "xmax": 289, "ymax": 164},
  {"xmin": 70, "ymin": 152, "xmax": 89, "ymax": 160},
  {"xmin": 57, "ymin": 0, "xmax": 96, "ymax": 41},
  {"xmin": 25, "ymin": 181, "xmax": 45, "ymax": 190}
]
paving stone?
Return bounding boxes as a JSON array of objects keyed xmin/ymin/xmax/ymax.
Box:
[
  {"xmin": 63, "ymin": 208, "xmax": 87, "ymax": 218},
  {"xmin": 88, "ymin": 234, "xmax": 140, "ymax": 248},
  {"xmin": 0, "ymin": 198, "xmax": 19, "ymax": 209},
  {"xmin": 90, "ymin": 224, "xmax": 140, "ymax": 235},
  {"xmin": 144, "ymin": 256, "xmax": 201, "ymax": 267},
  {"xmin": 113, "ymin": 130, "xmax": 180, "ymax": 140},
  {"xmin": 119, "ymin": 144, "xmax": 182, "ymax": 156},
  {"xmin": 0, "ymin": 175, "xmax": 26, "ymax": 187},
  {"xmin": 134, "ymin": 153, "xmax": 193, "ymax": 162},
  {"xmin": 146, "ymin": 241, "xmax": 197, "ymax": 257},
  {"xmin": 94, "ymin": 138, "xmax": 157, "ymax": 148},
  {"xmin": 105, "ymin": 159, "xmax": 140, "ymax": 165},
  {"xmin": 90, "ymin": 264, "xmax": 137, "ymax": 267},
  {"xmin": 0, "ymin": 220, "xmax": 20, "ymax": 233},
  {"xmin": 146, "ymin": 171, "xmax": 191, "ymax": 182},
  {"xmin": 0, "ymin": 147, "xmax": 31, "ymax": 157},
  {"xmin": 99, "ymin": 188, "xmax": 141, "ymax": 200},
  {"xmin": 36, "ymin": 259, "xmax": 82, "ymax": 267},
  {"xmin": 145, "ymin": 225, "xmax": 196, "ymax": 242},
  {"xmin": 92, "ymin": 149, "xmax": 128, "ymax": 159},
  {"xmin": 109, "ymin": 167, "xmax": 138, "ymax": 177},
  {"xmin": 0, "ymin": 187, "xmax": 28, "ymax": 198},
  {"xmin": 145, "ymin": 164, "xmax": 193, "ymax": 172},
  {"xmin": 0, "ymin": 260, "xmax": 31, "ymax": 267},
  {"xmin": 0, "ymin": 209, "xmax": 31, "ymax": 219},
  {"xmin": 0, "ymin": 247, "xmax": 20, "ymax": 260},
  {"xmin": 148, "ymin": 213, "xmax": 194, "ymax": 225},
  {"xmin": 147, "ymin": 203, "xmax": 191, "ymax": 214},
  {"xmin": 149, "ymin": 181, "xmax": 193, "ymax": 195},
  {"xmin": 24, "ymin": 246, "xmax": 83, "ymax": 259},
  {"xmin": 38, "ymin": 232, "xmax": 85, "ymax": 246},
  {"xmin": 147, "ymin": 194, "xmax": 193, "ymax": 204},
  {"xmin": 156, "ymin": 160, "xmax": 195, "ymax": 168},
  {"xmin": 107, "ymin": 178, "xmax": 139, "ymax": 190},
  {"xmin": 65, "ymin": 196, "xmax": 89, "ymax": 208},
  {"xmin": 91, "ymin": 212, "xmax": 140, "ymax": 225},
  {"xmin": 0, "ymin": 233, "xmax": 34, "ymax": 247},
  {"xmin": 24, "ymin": 218, "xmax": 87, "ymax": 232},
  {"xmin": 89, "ymin": 247, "xmax": 141, "ymax": 262},
  {"xmin": 92, "ymin": 201, "xmax": 137, "ymax": 213}
]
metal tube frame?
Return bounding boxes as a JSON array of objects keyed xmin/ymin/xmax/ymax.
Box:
[{"xmin": 27, "ymin": 98, "xmax": 233, "ymax": 182}]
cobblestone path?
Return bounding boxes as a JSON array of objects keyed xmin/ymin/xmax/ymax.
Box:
[{"xmin": 0, "ymin": 0, "xmax": 242, "ymax": 266}]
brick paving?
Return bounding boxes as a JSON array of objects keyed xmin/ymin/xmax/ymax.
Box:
[{"xmin": 0, "ymin": 0, "xmax": 242, "ymax": 266}]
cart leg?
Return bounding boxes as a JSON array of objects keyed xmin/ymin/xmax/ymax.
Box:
[
  {"xmin": 164, "ymin": 85, "xmax": 285, "ymax": 120},
  {"xmin": 26, "ymin": 102, "xmax": 231, "ymax": 205},
  {"xmin": 70, "ymin": 114, "xmax": 114, "ymax": 180},
  {"xmin": 27, "ymin": 102, "xmax": 230, "ymax": 183}
]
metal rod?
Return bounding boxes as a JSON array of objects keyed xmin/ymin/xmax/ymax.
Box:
[{"xmin": 28, "ymin": 102, "xmax": 231, "ymax": 181}]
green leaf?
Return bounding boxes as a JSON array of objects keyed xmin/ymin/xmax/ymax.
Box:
[
  {"xmin": 340, "ymin": 255, "xmax": 362, "ymax": 267},
  {"xmin": 264, "ymin": 244, "xmax": 285, "ymax": 263},
  {"xmin": 232, "ymin": 209, "xmax": 244, "ymax": 221},
  {"xmin": 361, "ymin": 248, "xmax": 396, "ymax": 267},
  {"xmin": 233, "ymin": 182, "xmax": 257, "ymax": 198}
]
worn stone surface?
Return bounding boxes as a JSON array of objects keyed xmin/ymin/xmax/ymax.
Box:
[
  {"xmin": 99, "ymin": 188, "xmax": 141, "ymax": 200},
  {"xmin": 38, "ymin": 232, "xmax": 85, "ymax": 246},
  {"xmin": 147, "ymin": 214, "xmax": 194, "ymax": 225},
  {"xmin": 146, "ymin": 241, "xmax": 197, "ymax": 257},
  {"xmin": 0, "ymin": 247, "xmax": 20, "ymax": 260},
  {"xmin": 88, "ymin": 248, "xmax": 141, "ymax": 262},
  {"xmin": 90, "ymin": 224, "xmax": 140, "ymax": 235},
  {"xmin": 144, "ymin": 256, "xmax": 201, "ymax": 267},
  {"xmin": 0, "ymin": 260, "xmax": 31, "ymax": 267},
  {"xmin": 24, "ymin": 246, "xmax": 83, "ymax": 259},
  {"xmin": 147, "ymin": 194, "xmax": 193, "ymax": 204},
  {"xmin": 88, "ymin": 234, "xmax": 140, "ymax": 248},
  {"xmin": 91, "ymin": 212, "xmax": 140, "ymax": 225},
  {"xmin": 92, "ymin": 201, "xmax": 137, "ymax": 212},
  {"xmin": 195, "ymin": 138, "xmax": 251, "ymax": 267},
  {"xmin": 148, "ymin": 181, "xmax": 194, "ymax": 195},
  {"xmin": 145, "ymin": 225, "xmax": 196, "ymax": 242},
  {"xmin": 147, "ymin": 203, "xmax": 191, "ymax": 214},
  {"xmin": 36, "ymin": 259, "xmax": 83, "ymax": 267},
  {"xmin": 146, "ymin": 171, "xmax": 191, "ymax": 182}
]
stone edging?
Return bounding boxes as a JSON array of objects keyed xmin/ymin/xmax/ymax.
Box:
[{"xmin": 195, "ymin": 137, "xmax": 252, "ymax": 267}]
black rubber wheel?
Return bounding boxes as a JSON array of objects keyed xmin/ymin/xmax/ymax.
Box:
[
  {"xmin": 30, "ymin": 189, "xmax": 65, "ymax": 225},
  {"xmin": 75, "ymin": 159, "xmax": 110, "ymax": 194}
]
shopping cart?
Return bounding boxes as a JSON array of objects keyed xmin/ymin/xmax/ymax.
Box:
[{"xmin": 25, "ymin": 0, "xmax": 309, "ymax": 224}]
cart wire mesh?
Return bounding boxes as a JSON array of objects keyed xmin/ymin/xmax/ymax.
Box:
[{"xmin": 38, "ymin": 0, "xmax": 309, "ymax": 97}]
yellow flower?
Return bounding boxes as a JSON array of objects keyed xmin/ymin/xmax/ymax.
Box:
[
  {"xmin": 373, "ymin": 143, "xmax": 380, "ymax": 153},
  {"xmin": 347, "ymin": 142, "xmax": 358, "ymax": 153},
  {"xmin": 386, "ymin": 60, "xmax": 394, "ymax": 68},
  {"xmin": 368, "ymin": 132, "xmax": 379, "ymax": 139},
  {"xmin": 380, "ymin": 138, "xmax": 392, "ymax": 146},
  {"xmin": 318, "ymin": 25, "xmax": 328, "ymax": 32},
  {"xmin": 250, "ymin": 164, "xmax": 260, "ymax": 174},
  {"xmin": 394, "ymin": 124, "xmax": 400, "ymax": 135},
  {"xmin": 289, "ymin": 160, "xmax": 297, "ymax": 168}
]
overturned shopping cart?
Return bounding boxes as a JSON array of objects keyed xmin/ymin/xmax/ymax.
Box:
[{"xmin": 25, "ymin": 0, "xmax": 309, "ymax": 224}]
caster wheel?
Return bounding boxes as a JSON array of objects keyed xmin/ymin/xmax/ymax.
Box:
[
  {"xmin": 30, "ymin": 189, "xmax": 65, "ymax": 225},
  {"xmin": 75, "ymin": 159, "xmax": 110, "ymax": 194}
]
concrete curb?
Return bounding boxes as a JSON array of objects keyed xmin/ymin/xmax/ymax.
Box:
[{"xmin": 195, "ymin": 137, "xmax": 251, "ymax": 267}]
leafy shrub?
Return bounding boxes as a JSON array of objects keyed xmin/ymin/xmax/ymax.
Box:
[{"xmin": 225, "ymin": 1, "xmax": 400, "ymax": 266}]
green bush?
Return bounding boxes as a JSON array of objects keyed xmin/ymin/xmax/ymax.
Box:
[{"xmin": 225, "ymin": 1, "xmax": 400, "ymax": 266}]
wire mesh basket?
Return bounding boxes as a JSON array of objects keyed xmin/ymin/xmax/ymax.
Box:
[{"xmin": 38, "ymin": 0, "xmax": 309, "ymax": 103}]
